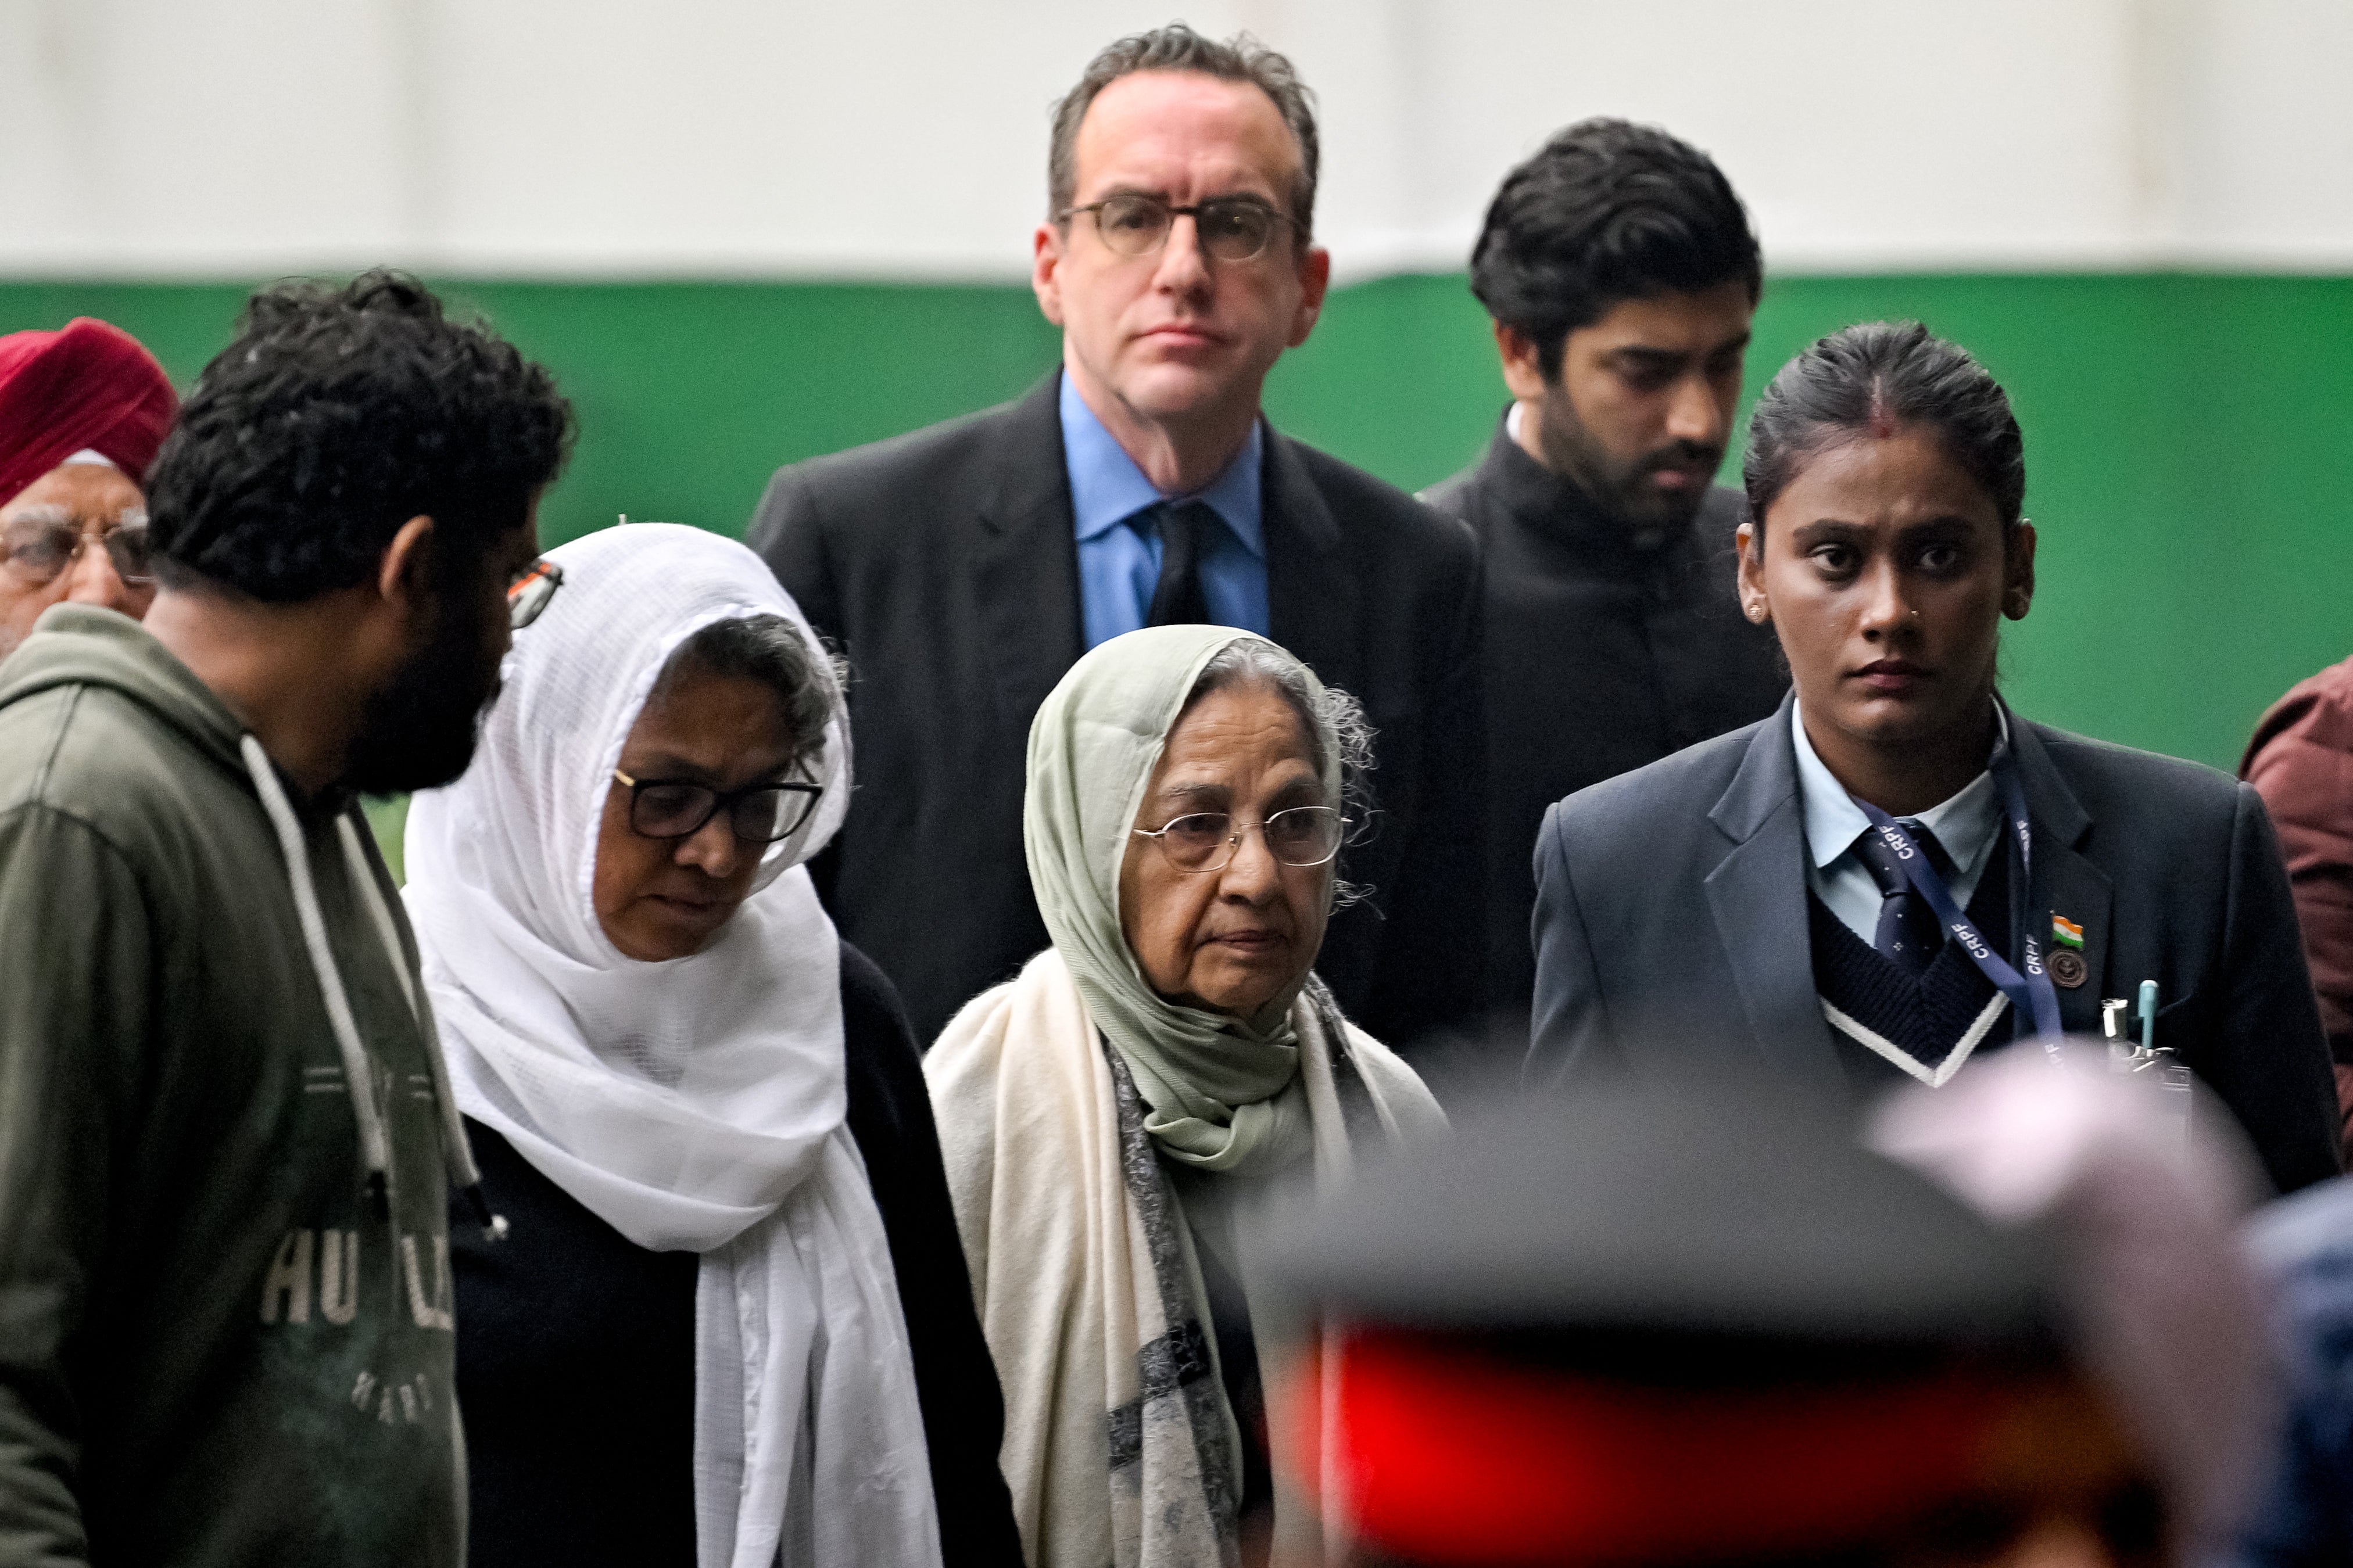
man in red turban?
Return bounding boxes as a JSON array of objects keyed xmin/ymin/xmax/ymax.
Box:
[{"xmin": 0, "ymin": 317, "xmax": 178, "ymax": 660}]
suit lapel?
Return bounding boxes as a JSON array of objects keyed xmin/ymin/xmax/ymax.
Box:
[
  {"xmin": 1703, "ymin": 698, "xmax": 1846, "ymax": 1090},
  {"xmin": 1263, "ymin": 429, "xmax": 1363, "ymax": 696},
  {"xmin": 972, "ymin": 373, "xmax": 1084, "ymax": 729},
  {"xmin": 2008, "ymin": 717, "xmax": 2114, "ymax": 1033}
]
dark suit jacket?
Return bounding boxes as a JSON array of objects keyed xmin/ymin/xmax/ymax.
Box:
[
  {"xmin": 749, "ymin": 372, "xmax": 1485, "ymax": 1049},
  {"xmin": 1528, "ymin": 693, "xmax": 2342, "ymax": 1193},
  {"xmin": 1424, "ymin": 422, "xmax": 1785, "ymax": 1017}
]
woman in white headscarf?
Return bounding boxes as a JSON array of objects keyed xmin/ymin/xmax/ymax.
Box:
[
  {"xmin": 403, "ymin": 523, "xmax": 1022, "ymax": 1568},
  {"xmin": 926, "ymin": 624, "xmax": 1447, "ymax": 1568}
]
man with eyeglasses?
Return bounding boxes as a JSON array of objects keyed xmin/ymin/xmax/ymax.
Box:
[
  {"xmin": 751, "ymin": 23, "xmax": 1484, "ymax": 1054},
  {"xmin": 0, "ymin": 316, "xmax": 178, "ymax": 662},
  {"xmin": 0, "ymin": 272, "xmax": 571, "ymax": 1568}
]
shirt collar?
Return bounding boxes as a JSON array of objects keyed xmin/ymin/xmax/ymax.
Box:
[
  {"xmin": 1790, "ymin": 699, "xmax": 2008, "ymax": 873},
  {"xmin": 1059, "ymin": 372, "xmax": 1263, "ymax": 557}
]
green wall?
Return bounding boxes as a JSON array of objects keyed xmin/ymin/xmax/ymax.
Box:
[{"xmin": 7, "ymin": 271, "xmax": 2350, "ymax": 774}]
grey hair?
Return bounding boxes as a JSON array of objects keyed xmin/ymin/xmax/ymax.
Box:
[
  {"xmin": 1047, "ymin": 23, "xmax": 1320, "ymax": 242},
  {"xmin": 1181, "ymin": 638, "xmax": 1376, "ymax": 906},
  {"xmin": 651, "ymin": 614, "xmax": 846, "ymax": 776}
]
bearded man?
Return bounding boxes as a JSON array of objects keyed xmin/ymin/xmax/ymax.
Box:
[
  {"xmin": 0, "ymin": 272, "xmax": 571, "ymax": 1568},
  {"xmin": 0, "ymin": 316, "xmax": 177, "ymax": 660},
  {"xmin": 1426, "ymin": 119, "xmax": 1788, "ymax": 1035}
]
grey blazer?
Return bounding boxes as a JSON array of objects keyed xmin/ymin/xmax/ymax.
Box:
[{"xmin": 1528, "ymin": 693, "xmax": 2341, "ymax": 1193}]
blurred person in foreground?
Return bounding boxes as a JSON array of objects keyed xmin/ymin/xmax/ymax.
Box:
[
  {"xmin": 926, "ymin": 625, "xmax": 1445, "ymax": 1567},
  {"xmin": 404, "ymin": 524, "xmax": 1020, "ymax": 1567},
  {"xmin": 0, "ymin": 316, "xmax": 177, "ymax": 659},
  {"xmin": 0, "ymin": 272, "xmax": 571, "ymax": 1566},
  {"xmin": 751, "ymin": 24, "xmax": 1483, "ymax": 1054},
  {"xmin": 2241, "ymin": 658, "xmax": 2353, "ymax": 1143},
  {"xmin": 1423, "ymin": 119, "xmax": 1785, "ymax": 1038},
  {"xmin": 1252, "ymin": 1072, "xmax": 2180, "ymax": 1566},
  {"xmin": 2230, "ymin": 1166, "xmax": 2352, "ymax": 1568},
  {"xmin": 1528, "ymin": 321, "xmax": 2339, "ymax": 1193},
  {"xmin": 2232, "ymin": 1174, "xmax": 2353, "ymax": 1568},
  {"xmin": 1872, "ymin": 1045, "xmax": 2276, "ymax": 1567}
]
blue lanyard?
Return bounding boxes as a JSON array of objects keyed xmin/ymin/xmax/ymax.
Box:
[{"xmin": 1850, "ymin": 730, "xmax": 2065, "ymax": 1043}]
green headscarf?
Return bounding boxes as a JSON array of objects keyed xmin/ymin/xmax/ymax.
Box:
[{"xmin": 1023, "ymin": 625, "xmax": 1344, "ymax": 1173}]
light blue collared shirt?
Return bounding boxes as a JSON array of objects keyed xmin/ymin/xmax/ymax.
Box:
[
  {"xmin": 1792, "ymin": 699, "xmax": 2006, "ymax": 945},
  {"xmin": 1061, "ymin": 374, "xmax": 1269, "ymax": 651}
]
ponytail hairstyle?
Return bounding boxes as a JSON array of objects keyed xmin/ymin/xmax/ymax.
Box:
[{"xmin": 1742, "ymin": 322, "xmax": 2025, "ymax": 550}]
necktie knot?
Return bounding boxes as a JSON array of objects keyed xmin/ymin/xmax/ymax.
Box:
[
  {"xmin": 1853, "ymin": 821, "xmax": 1953, "ymax": 895},
  {"xmin": 1851, "ymin": 821, "xmax": 1951, "ymax": 978}
]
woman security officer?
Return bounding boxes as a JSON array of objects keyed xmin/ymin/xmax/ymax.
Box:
[{"xmin": 1525, "ymin": 320, "xmax": 2338, "ymax": 1193}]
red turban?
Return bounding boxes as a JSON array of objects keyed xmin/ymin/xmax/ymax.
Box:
[{"xmin": 0, "ymin": 318, "xmax": 178, "ymax": 509}]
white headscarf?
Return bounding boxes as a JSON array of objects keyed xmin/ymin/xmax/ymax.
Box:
[{"xmin": 403, "ymin": 522, "xmax": 942, "ymax": 1568}]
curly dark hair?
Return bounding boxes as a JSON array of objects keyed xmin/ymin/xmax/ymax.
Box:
[
  {"xmin": 1048, "ymin": 23, "xmax": 1319, "ymax": 241},
  {"xmin": 1470, "ymin": 118, "xmax": 1760, "ymax": 380},
  {"xmin": 146, "ymin": 270, "xmax": 574, "ymax": 601},
  {"xmin": 1742, "ymin": 321, "xmax": 2026, "ymax": 543}
]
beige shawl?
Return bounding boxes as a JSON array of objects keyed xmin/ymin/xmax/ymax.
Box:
[{"xmin": 929, "ymin": 949, "xmax": 1442, "ymax": 1568}]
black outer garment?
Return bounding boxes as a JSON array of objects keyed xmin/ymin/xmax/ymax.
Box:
[
  {"xmin": 748, "ymin": 371, "xmax": 1487, "ymax": 1054},
  {"xmin": 447, "ymin": 942, "xmax": 1024, "ymax": 1568},
  {"xmin": 1423, "ymin": 419, "xmax": 1786, "ymax": 1022}
]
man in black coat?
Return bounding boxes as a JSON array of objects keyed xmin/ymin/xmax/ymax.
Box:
[
  {"xmin": 750, "ymin": 24, "xmax": 1482, "ymax": 1050},
  {"xmin": 1424, "ymin": 120, "xmax": 1785, "ymax": 1032}
]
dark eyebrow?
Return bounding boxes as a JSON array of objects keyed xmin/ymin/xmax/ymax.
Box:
[{"xmin": 1607, "ymin": 346, "xmax": 1691, "ymax": 371}]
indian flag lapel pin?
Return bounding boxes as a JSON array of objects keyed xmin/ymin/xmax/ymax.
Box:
[{"xmin": 2048, "ymin": 916, "xmax": 2088, "ymax": 988}]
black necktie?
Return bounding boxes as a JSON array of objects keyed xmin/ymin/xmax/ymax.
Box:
[
  {"xmin": 1853, "ymin": 823, "xmax": 1954, "ymax": 978},
  {"xmin": 1144, "ymin": 501, "xmax": 1215, "ymax": 627}
]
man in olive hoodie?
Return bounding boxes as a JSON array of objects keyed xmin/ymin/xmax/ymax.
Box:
[{"xmin": 0, "ymin": 272, "xmax": 571, "ymax": 1567}]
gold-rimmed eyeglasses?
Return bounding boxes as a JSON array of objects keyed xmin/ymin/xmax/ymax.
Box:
[
  {"xmin": 1130, "ymin": 806, "xmax": 1346, "ymax": 874},
  {"xmin": 2, "ymin": 509, "xmax": 152, "ymax": 587}
]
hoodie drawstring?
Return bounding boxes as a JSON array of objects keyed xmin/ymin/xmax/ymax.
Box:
[
  {"xmin": 239, "ymin": 735, "xmax": 504, "ymax": 1238},
  {"xmin": 333, "ymin": 815, "xmax": 507, "ymax": 1241}
]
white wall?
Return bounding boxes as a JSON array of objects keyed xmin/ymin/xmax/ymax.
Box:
[{"xmin": 3, "ymin": 0, "xmax": 2347, "ymax": 279}]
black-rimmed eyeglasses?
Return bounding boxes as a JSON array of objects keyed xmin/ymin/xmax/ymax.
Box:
[
  {"xmin": 613, "ymin": 769, "xmax": 825, "ymax": 845},
  {"xmin": 1058, "ymin": 193, "xmax": 1306, "ymax": 263},
  {"xmin": 1130, "ymin": 806, "xmax": 1346, "ymax": 873},
  {"xmin": 507, "ymin": 558, "xmax": 563, "ymax": 629}
]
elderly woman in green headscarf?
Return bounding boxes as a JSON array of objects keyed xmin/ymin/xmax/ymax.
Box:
[{"xmin": 926, "ymin": 625, "xmax": 1444, "ymax": 1568}]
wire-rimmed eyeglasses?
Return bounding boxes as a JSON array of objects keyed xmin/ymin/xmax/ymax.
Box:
[
  {"xmin": 1130, "ymin": 806, "xmax": 1347, "ymax": 874},
  {"xmin": 1058, "ymin": 193, "xmax": 1307, "ymax": 263},
  {"xmin": 612, "ymin": 769, "xmax": 825, "ymax": 845},
  {"xmin": 2, "ymin": 509, "xmax": 152, "ymax": 587},
  {"xmin": 507, "ymin": 558, "xmax": 563, "ymax": 629}
]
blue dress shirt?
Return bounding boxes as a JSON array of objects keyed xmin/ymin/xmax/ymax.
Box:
[{"xmin": 1060, "ymin": 374, "xmax": 1269, "ymax": 651}]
